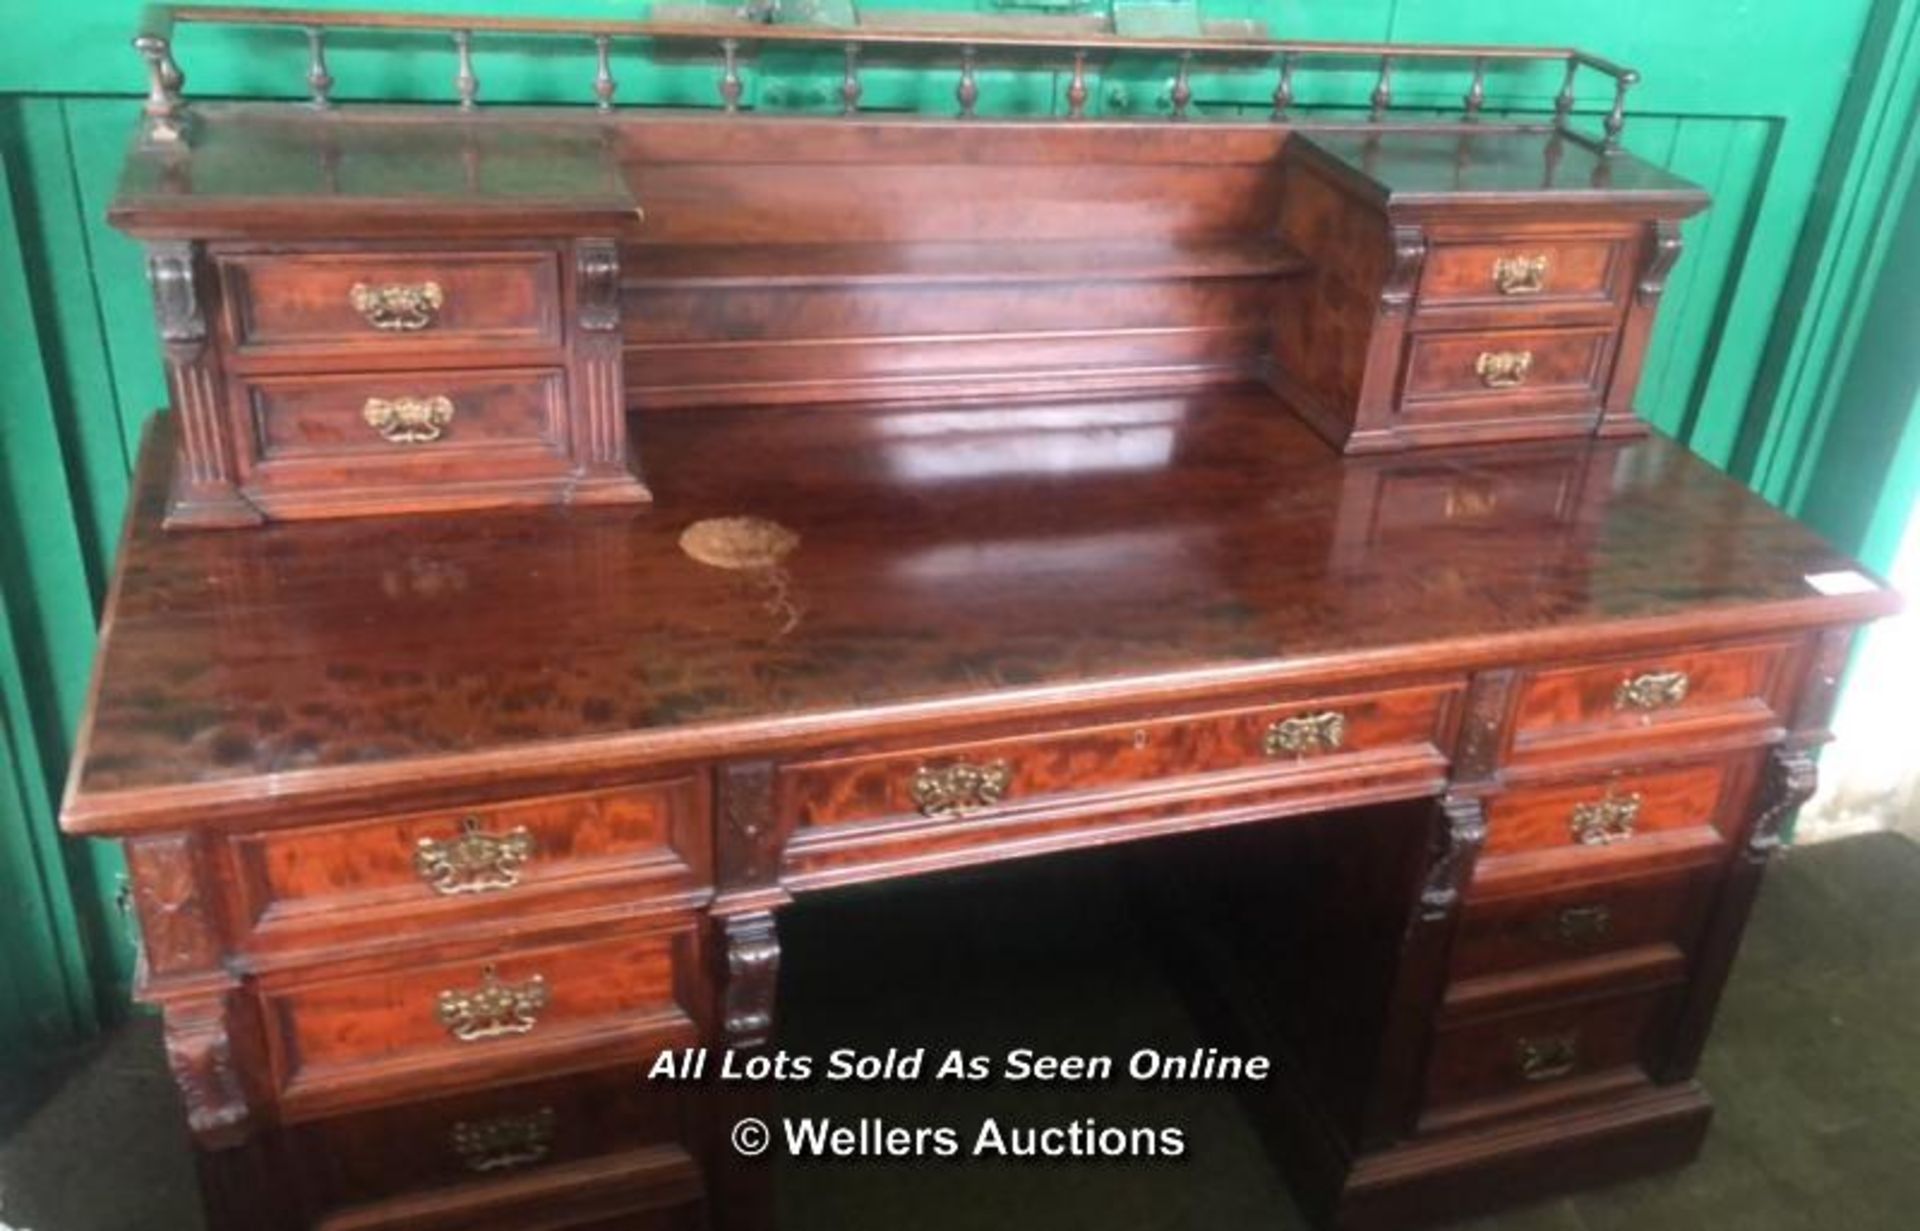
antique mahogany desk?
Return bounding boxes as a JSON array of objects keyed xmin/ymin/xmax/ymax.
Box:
[{"xmin": 64, "ymin": 8, "xmax": 1900, "ymax": 1230}]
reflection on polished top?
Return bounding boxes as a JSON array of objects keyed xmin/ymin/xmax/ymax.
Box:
[{"xmin": 67, "ymin": 388, "xmax": 1888, "ymax": 820}]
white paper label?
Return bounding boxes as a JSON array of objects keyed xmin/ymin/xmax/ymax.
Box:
[{"xmin": 1804, "ymin": 569, "xmax": 1881, "ymax": 597}]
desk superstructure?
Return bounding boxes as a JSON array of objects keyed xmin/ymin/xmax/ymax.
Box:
[{"xmin": 66, "ymin": 8, "xmax": 1899, "ymax": 1230}]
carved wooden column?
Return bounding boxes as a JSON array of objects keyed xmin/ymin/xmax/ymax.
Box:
[
  {"xmin": 712, "ymin": 760, "xmax": 791, "ymax": 1050},
  {"xmin": 1361, "ymin": 667, "xmax": 1511, "ymax": 1144},
  {"xmin": 1661, "ymin": 628, "xmax": 1850, "ymax": 1077},
  {"xmin": 147, "ymin": 242, "xmax": 259, "ymax": 528},
  {"xmin": 568, "ymin": 237, "xmax": 652, "ymax": 503},
  {"xmin": 1598, "ymin": 218, "xmax": 1683, "ymax": 437},
  {"xmin": 1350, "ymin": 224, "xmax": 1428, "ymax": 445},
  {"xmin": 124, "ymin": 832, "xmax": 260, "ymax": 1145}
]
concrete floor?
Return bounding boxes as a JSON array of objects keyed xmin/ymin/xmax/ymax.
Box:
[{"xmin": 3, "ymin": 832, "xmax": 1918, "ymax": 1231}]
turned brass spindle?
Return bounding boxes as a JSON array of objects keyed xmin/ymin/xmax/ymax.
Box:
[
  {"xmin": 957, "ymin": 46, "xmax": 979, "ymax": 118},
  {"xmin": 305, "ymin": 27, "xmax": 334, "ymax": 109},
  {"xmin": 452, "ymin": 29, "xmax": 478, "ymax": 110},
  {"xmin": 593, "ymin": 35, "xmax": 615, "ymax": 112},
  {"xmin": 1604, "ymin": 74, "xmax": 1632, "ymax": 149},
  {"xmin": 1554, "ymin": 57, "xmax": 1578, "ymax": 127},
  {"xmin": 1271, "ymin": 50, "xmax": 1295, "ymax": 120},
  {"xmin": 1464, "ymin": 55, "xmax": 1486, "ymax": 120},
  {"xmin": 1066, "ymin": 50, "xmax": 1089, "ymax": 119},
  {"xmin": 841, "ymin": 43, "xmax": 861, "ymax": 115},
  {"xmin": 1370, "ymin": 54, "xmax": 1392, "ymax": 121},
  {"xmin": 718, "ymin": 38, "xmax": 743, "ymax": 112},
  {"xmin": 1170, "ymin": 52, "xmax": 1193, "ymax": 120},
  {"xmin": 134, "ymin": 33, "xmax": 188, "ymax": 144}
]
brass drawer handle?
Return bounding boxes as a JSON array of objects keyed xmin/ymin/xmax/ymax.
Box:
[
  {"xmin": 349, "ymin": 280, "xmax": 444, "ymax": 331},
  {"xmin": 414, "ymin": 816, "xmax": 535, "ymax": 896},
  {"xmin": 1475, "ymin": 350, "xmax": 1533, "ymax": 389},
  {"xmin": 1552, "ymin": 904, "xmax": 1613, "ymax": 945},
  {"xmin": 1264, "ymin": 711, "xmax": 1347, "ymax": 758},
  {"xmin": 437, "ymin": 964, "xmax": 548, "ymax": 1043},
  {"xmin": 1517, "ymin": 1031, "xmax": 1579, "ymax": 1082},
  {"xmin": 1615, "ymin": 670, "xmax": 1691, "ymax": 712},
  {"xmin": 1569, "ymin": 790, "xmax": 1642, "ymax": 846},
  {"xmin": 911, "ymin": 760, "xmax": 1011, "ymax": 818},
  {"xmin": 1492, "ymin": 254, "xmax": 1549, "ymax": 295},
  {"xmin": 363, "ymin": 395, "xmax": 455, "ymax": 445},
  {"xmin": 450, "ymin": 1107, "xmax": 556, "ymax": 1173}
]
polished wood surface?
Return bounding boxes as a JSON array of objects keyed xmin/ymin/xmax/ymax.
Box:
[
  {"xmin": 112, "ymin": 107, "xmax": 640, "ymax": 240},
  {"xmin": 1293, "ymin": 129, "xmax": 1706, "ymax": 213},
  {"xmin": 66, "ymin": 391, "xmax": 1885, "ymax": 826}
]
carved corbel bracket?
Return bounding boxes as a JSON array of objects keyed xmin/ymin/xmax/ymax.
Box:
[
  {"xmin": 148, "ymin": 240, "xmax": 207, "ymax": 356},
  {"xmin": 161, "ymin": 992, "xmax": 253, "ymax": 1146},
  {"xmin": 1420, "ymin": 793, "xmax": 1488, "ymax": 922},
  {"xmin": 575, "ymin": 237, "xmax": 621, "ymax": 334},
  {"xmin": 719, "ymin": 911, "xmax": 781, "ymax": 1050},
  {"xmin": 1379, "ymin": 224, "xmax": 1429, "ymax": 317},
  {"xmin": 1745, "ymin": 745, "xmax": 1818, "ymax": 867},
  {"xmin": 1636, "ymin": 219, "xmax": 1683, "ymax": 307}
]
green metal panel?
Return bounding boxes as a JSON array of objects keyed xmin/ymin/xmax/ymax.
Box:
[
  {"xmin": 0, "ymin": 0, "xmax": 1917, "ymax": 1063},
  {"xmin": 0, "ymin": 141, "xmax": 109, "ymax": 1057}
]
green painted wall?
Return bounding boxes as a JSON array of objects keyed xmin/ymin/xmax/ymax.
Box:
[{"xmin": 2, "ymin": 0, "xmax": 1917, "ymax": 1061}]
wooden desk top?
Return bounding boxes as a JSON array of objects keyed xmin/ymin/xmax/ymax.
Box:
[
  {"xmin": 1294, "ymin": 128, "xmax": 1706, "ymax": 212},
  {"xmin": 65, "ymin": 389, "xmax": 1892, "ymax": 831},
  {"xmin": 111, "ymin": 104, "xmax": 640, "ymax": 239}
]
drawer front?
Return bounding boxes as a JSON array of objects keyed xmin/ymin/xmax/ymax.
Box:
[
  {"xmin": 1424, "ymin": 987, "xmax": 1670, "ymax": 1112},
  {"xmin": 783, "ymin": 683, "xmax": 1460, "ymax": 831},
  {"xmin": 1481, "ymin": 761, "xmax": 1734, "ymax": 865},
  {"xmin": 294, "ymin": 1069, "xmax": 686, "ymax": 1213},
  {"xmin": 266, "ymin": 924, "xmax": 699, "ymax": 1110},
  {"xmin": 1451, "ymin": 866, "xmax": 1714, "ymax": 982},
  {"xmin": 314, "ymin": 1148, "xmax": 703, "ymax": 1231},
  {"xmin": 1417, "ymin": 237, "xmax": 1628, "ymax": 318},
  {"xmin": 241, "ymin": 368, "xmax": 568, "ymax": 475},
  {"xmin": 231, "ymin": 780, "xmax": 706, "ymax": 951},
  {"xmin": 220, "ymin": 249, "xmax": 562, "ymax": 355},
  {"xmin": 1398, "ymin": 326, "xmax": 1614, "ymax": 421},
  {"xmin": 1510, "ymin": 641, "xmax": 1791, "ymax": 762}
]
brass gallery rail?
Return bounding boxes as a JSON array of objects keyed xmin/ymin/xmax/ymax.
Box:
[{"xmin": 133, "ymin": 3, "xmax": 1640, "ymax": 148}]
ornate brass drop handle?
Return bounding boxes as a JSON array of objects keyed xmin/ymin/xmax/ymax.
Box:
[
  {"xmin": 437, "ymin": 963, "xmax": 549, "ymax": 1043},
  {"xmin": 363, "ymin": 395, "xmax": 455, "ymax": 445},
  {"xmin": 1492, "ymin": 254, "xmax": 1549, "ymax": 295},
  {"xmin": 349, "ymin": 280, "xmax": 444, "ymax": 331},
  {"xmin": 450, "ymin": 1107, "xmax": 557, "ymax": 1173},
  {"xmin": 1569, "ymin": 790, "xmax": 1642, "ymax": 846},
  {"xmin": 1475, "ymin": 350, "xmax": 1533, "ymax": 389},
  {"xmin": 414, "ymin": 816, "xmax": 535, "ymax": 896},
  {"xmin": 1615, "ymin": 669, "xmax": 1691, "ymax": 712},
  {"xmin": 1552, "ymin": 904, "xmax": 1613, "ymax": 945},
  {"xmin": 1517, "ymin": 1031, "xmax": 1579, "ymax": 1082},
  {"xmin": 910, "ymin": 760, "xmax": 1012, "ymax": 818},
  {"xmin": 1264, "ymin": 711, "xmax": 1347, "ymax": 758}
]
